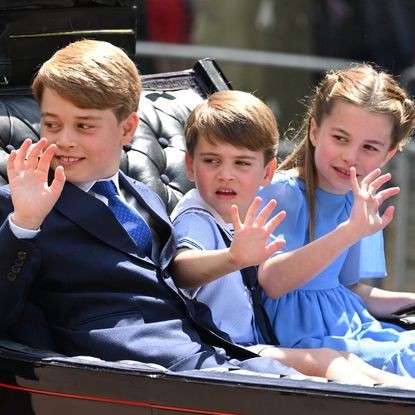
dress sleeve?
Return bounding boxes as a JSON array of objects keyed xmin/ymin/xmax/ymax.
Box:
[
  {"xmin": 339, "ymin": 230, "xmax": 387, "ymax": 286},
  {"xmin": 258, "ymin": 174, "xmax": 309, "ymax": 253}
]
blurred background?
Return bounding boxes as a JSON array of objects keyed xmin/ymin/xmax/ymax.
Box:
[{"xmin": 135, "ymin": 0, "xmax": 415, "ymax": 293}]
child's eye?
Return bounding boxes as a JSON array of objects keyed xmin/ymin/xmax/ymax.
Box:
[
  {"xmin": 363, "ymin": 144, "xmax": 379, "ymax": 152},
  {"xmin": 203, "ymin": 158, "xmax": 219, "ymax": 164},
  {"xmin": 42, "ymin": 121, "xmax": 59, "ymax": 129},
  {"xmin": 236, "ymin": 160, "xmax": 251, "ymax": 166},
  {"xmin": 333, "ymin": 135, "xmax": 346, "ymax": 142},
  {"xmin": 78, "ymin": 123, "xmax": 93, "ymax": 130}
]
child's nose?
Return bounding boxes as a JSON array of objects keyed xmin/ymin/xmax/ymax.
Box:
[
  {"xmin": 342, "ymin": 148, "xmax": 358, "ymax": 165},
  {"xmin": 55, "ymin": 129, "xmax": 74, "ymax": 147},
  {"xmin": 217, "ymin": 164, "xmax": 234, "ymax": 180}
]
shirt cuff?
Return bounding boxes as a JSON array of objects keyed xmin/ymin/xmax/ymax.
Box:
[{"xmin": 8, "ymin": 213, "xmax": 40, "ymax": 239}]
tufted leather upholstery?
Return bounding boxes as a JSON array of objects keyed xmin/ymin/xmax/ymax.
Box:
[{"xmin": 0, "ymin": 58, "xmax": 231, "ymax": 213}]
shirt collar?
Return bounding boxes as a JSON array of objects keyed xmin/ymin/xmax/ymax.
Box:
[
  {"xmin": 171, "ymin": 188, "xmax": 233, "ymax": 234},
  {"xmin": 73, "ymin": 172, "xmax": 121, "ymax": 194}
]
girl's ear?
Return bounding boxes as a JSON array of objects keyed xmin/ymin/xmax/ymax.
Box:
[
  {"xmin": 380, "ymin": 147, "xmax": 398, "ymax": 168},
  {"xmin": 262, "ymin": 157, "xmax": 277, "ymax": 186},
  {"xmin": 185, "ymin": 152, "xmax": 195, "ymax": 182},
  {"xmin": 309, "ymin": 117, "xmax": 318, "ymax": 147},
  {"xmin": 120, "ymin": 112, "xmax": 139, "ymax": 145}
]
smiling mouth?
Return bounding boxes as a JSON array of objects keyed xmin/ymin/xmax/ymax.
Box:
[
  {"xmin": 333, "ymin": 167, "xmax": 364, "ymax": 183},
  {"xmin": 57, "ymin": 156, "xmax": 82, "ymax": 163},
  {"xmin": 334, "ymin": 167, "xmax": 351, "ymax": 177}
]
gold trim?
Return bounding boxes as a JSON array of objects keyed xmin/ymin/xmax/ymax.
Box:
[{"xmin": 10, "ymin": 29, "xmax": 135, "ymax": 39}]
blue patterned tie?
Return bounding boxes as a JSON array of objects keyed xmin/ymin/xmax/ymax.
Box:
[{"xmin": 91, "ymin": 180, "xmax": 152, "ymax": 257}]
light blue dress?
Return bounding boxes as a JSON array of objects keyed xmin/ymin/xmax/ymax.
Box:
[{"xmin": 258, "ymin": 172, "xmax": 415, "ymax": 377}]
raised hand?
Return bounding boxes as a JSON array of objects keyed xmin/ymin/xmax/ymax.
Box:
[
  {"xmin": 229, "ymin": 196, "xmax": 286, "ymax": 269},
  {"xmin": 348, "ymin": 167, "xmax": 400, "ymax": 237},
  {"xmin": 7, "ymin": 138, "xmax": 66, "ymax": 230}
]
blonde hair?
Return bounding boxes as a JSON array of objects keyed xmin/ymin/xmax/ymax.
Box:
[
  {"xmin": 32, "ymin": 39, "xmax": 141, "ymax": 122},
  {"xmin": 185, "ymin": 90, "xmax": 279, "ymax": 165},
  {"xmin": 280, "ymin": 63, "xmax": 415, "ymax": 240}
]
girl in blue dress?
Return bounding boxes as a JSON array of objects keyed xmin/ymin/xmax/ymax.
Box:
[{"xmin": 258, "ymin": 64, "xmax": 415, "ymax": 377}]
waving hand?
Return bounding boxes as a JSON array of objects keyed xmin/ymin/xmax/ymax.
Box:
[
  {"xmin": 7, "ymin": 138, "xmax": 66, "ymax": 230},
  {"xmin": 229, "ymin": 196, "xmax": 286, "ymax": 269},
  {"xmin": 348, "ymin": 167, "xmax": 399, "ymax": 237}
]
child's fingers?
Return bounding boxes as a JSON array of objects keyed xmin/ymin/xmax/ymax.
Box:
[
  {"xmin": 267, "ymin": 237, "xmax": 286, "ymax": 256},
  {"xmin": 24, "ymin": 138, "xmax": 48, "ymax": 170},
  {"xmin": 379, "ymin": 205, "xmax": 395, "ymax": 228},
  {"xmin": 231, "ymin": 204, "xmax": 242, "ymax": 231},
  {"xmin": 255, "ymin": 199, "xmax": 277, "ymax": 226},
  {"xmin": 375, "ymin": 186, "xmax": 400, "ymax": 206},
  {"xmin": 13, "ymin": 138, "xmax": 33, "ymax": 170},
  {"xmin": 367, "ymin": 172, "xmax": 392, "ymax": 195},
  {"xmin": 244, "ymin": 196, "xmax": 262, "ymax": 225},
  {"xmin": 49, "ymin": 165, "xmax": 66, "ymax": 194},
  {"xmin": 349, "ymin": 167, "xmax": 360, "ymax": 194},
  {"xmin": 265, "ymin": 210, "xmax": 286, "ymax": 234},
  {"xmin": 6, "ymin": 150, "xmax": 17, "ymax": 177},
  {"xmin": 359, "ymin": 168, "xmax": 382, "ymax": 189},
  {"xmin": 36, "ymin": 143, "xmax": 57, "ymax": 173}
]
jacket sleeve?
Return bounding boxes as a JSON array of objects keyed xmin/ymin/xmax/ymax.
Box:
[{"xmin": 0, "ymin": 189, "xmax": 42, "ymax": 333}]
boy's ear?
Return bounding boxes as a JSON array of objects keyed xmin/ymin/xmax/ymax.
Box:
[
  {"xmin": 120, "ymin": 112, "xmax": 139, "ymax": 145},
  {"xmin": 262, "ymin": 157, "xmax": 276, "ymax": 186},
  {"xmin": 185, "ymin": 152, "xmax": 195, "ymax": 182},
  {"xmin": 380, "ymin": 147, "xmax": 398, "ymax": 168}
]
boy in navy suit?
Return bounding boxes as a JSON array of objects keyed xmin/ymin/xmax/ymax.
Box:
[{"xmin": 0, "ymin": 39, "xmax": 296, "ymax": 375}]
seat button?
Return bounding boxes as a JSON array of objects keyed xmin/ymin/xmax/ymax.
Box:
[
  {"xmin": 7, "ymin": 272, "xmax": 16, "ymax": 281},
  {"xmin": 158, "ymin": 137, "xmax": 169, "ymax": 148},
  {"xmin": 160, "ymin": 174, "xmax": 170, "ymax": 185}
]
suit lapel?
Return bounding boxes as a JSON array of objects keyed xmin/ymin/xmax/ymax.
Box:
[
  {"xmin": 54, "ymin": 181, "xmax": 149, "ymax": 261},
  {"xmin": 53, "ymin": 172, "xmax": 176, "ymax": 267}
]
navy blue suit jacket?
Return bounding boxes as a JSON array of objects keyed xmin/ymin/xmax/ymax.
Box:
[{"xmin": 0, "ymin": 171, "xmax": 293, "ymax": 375}]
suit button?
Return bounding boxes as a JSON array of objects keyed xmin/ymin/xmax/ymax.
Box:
[
  {"xmin": 7, "ymin": 272, "xmax": 16, "ymax": 281},
  {"xmin": 17, "ymin": 251, "xmax": 27, "ymax": 260},
  {"xmin": 14, "ymin": 258, "xmax": 24, "ymax": 266},
  {"xmin": 11, "ymin": 265, "xmax": 21, "ymax": 273}
]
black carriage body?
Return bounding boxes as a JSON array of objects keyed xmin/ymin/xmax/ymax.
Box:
[{"xmin": 1, "ymin": 341, "xmax": 415, "ymax": 415}]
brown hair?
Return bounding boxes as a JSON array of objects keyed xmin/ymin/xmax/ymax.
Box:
[
  {"xmin": 280, "ymin": 63, "xmax": 415, "ymax": 240},
  {"xmin": 185, "ymin": 90, "xmax": 279, "ymax": 165},
  {"xmin": 32, "ymin": 39, "xmax": 141, "ymax": 122}
]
